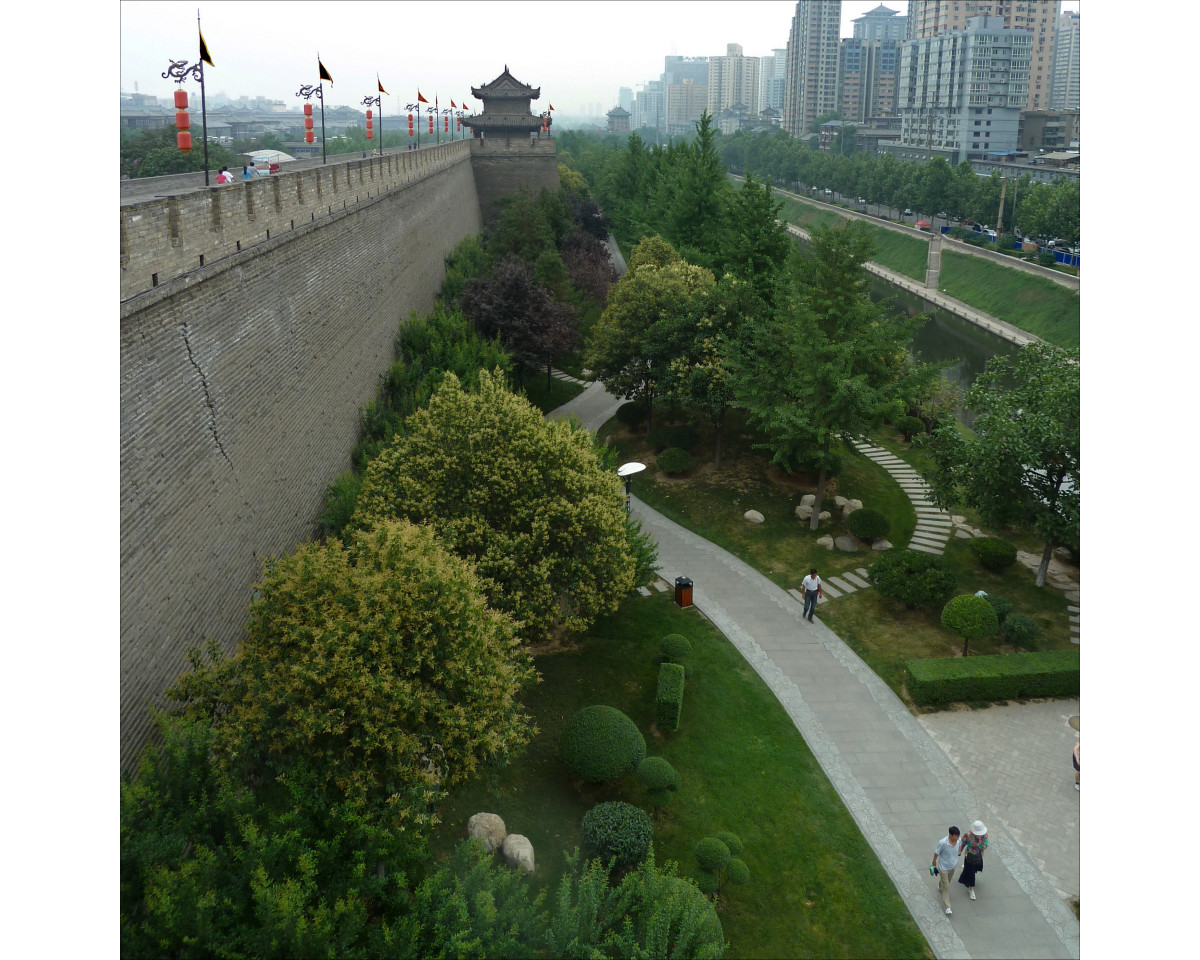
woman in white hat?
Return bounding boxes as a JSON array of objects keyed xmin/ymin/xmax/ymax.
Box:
[{"xmin": 957, "ymin": 821, "xmax": 988, "ymax": 900}]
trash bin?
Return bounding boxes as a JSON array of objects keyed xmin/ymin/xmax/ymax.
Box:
[{"xmin": 674, "ymin": 576, "xmax": 693, "ymax": 608}]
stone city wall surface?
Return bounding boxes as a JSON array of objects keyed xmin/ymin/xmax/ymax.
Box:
[
  {"xmin": 120, "ymin": 147, "xmax": 482, "ymax": 773},
  {"xmin": 469, "ymin": 136, "xmax": 560, "ymax": 223}
]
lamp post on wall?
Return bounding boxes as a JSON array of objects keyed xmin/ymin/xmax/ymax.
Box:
[
  {"xmin": 406, "ymin": 99, "xmax": 429, "ymax": 150},
  {"xmin": 296, "ymin": 82, "xmax": 326, "ymax": 163},
  {"xmin": 163, "ymin": 57, "xmax": 211, "ymax": 185},
  {"xmin": 361, "ymin": 92, "xmax": 382, "ymax": 156}
]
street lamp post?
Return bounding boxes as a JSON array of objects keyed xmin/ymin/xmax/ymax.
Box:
[
  {"xmin": 405, "ymin": 100, "xmax": 428, "ymax": 150},
  {"xmin": 617, "ymin": 462, "xmax": 646, "ymax": 510},
  {"xmin": 296, "ymin": 82, "xmax": 327, "ymax": 164},
  {"xmin": 162, "ymin": 57, "xmax": 210, "ymax": 185},
  {"xmin": 361, "ymin": 92, "xmax": 382, "ymax": 156}
]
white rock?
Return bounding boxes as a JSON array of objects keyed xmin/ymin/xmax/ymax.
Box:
[
  {"xmin": 816, "ymin": 535, "xmax": 835, "ymax": 550},
  {"xmin": 842, "ymin": 503, "xmax": 860, "ymax": 518},
  {"xmin": 818, "ymin": 511, "xmax": 831, "ymax": 521},
  {"xmin": 744, "ymin": 510, "xmax": 765, "ymax": 524},
  {"xmin": 833, "ymin": 496, "xmax": 848, "ymax": 508},
  {"xmin": 467, "ymin": 813, "xmax": 508, "ymax": 853},
  {"xmin": 846, "ymin": 499, "xmax": 863, "ymax": 511},
  {"xmin": 501, "ymin": 833, "xmax": 535, "ymax": 873},
  {"xmin": 871, "ymin": 539, "xmax": 893, "ymax": 551},
  {"xmin": 795, "ymin": 505, "xmax": 813, "ymax": 520},
  {"xmin": 800, "ymin": 494, "xmax": 816, "ymax": 506}
]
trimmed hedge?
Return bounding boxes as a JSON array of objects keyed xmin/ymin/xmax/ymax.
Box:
[
  {"xmin": 869, "ymin": 550, "xmax": 957, "ymax": 609},
  {"xmin": 905, "ymin": 650, "xmax": 1080, "ymax": 705},
  {"xmin": 559, "ymin": 705, "xmax": 647, "ymax": 782},
  {"xmin": 656, "ymin": 663, "xmax": 685, "ymax": 732},
  {"xmin": 941, "ymin": 594, "xmax": 999, "ymax": 642},
  {"xmin": 656, "ymin": 447, "xmax": 693, "ymax": 475},
  {"xmin": 846, "ymin": 507, "xmax": 890, "ymax": 541},
  {"xmin": 582, "ymin": 800, "xmax": 654, "ymax": 872},
  {"xmin": 661, "ymin": 633, "xmax": 692, "ymax": 663},
  {"xmin": 971, "ymin": 536, "xmax": 1018, "ymax": 572}
]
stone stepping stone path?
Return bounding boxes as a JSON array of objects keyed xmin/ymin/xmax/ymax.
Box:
[
  {"xmin": 788, "ymin": 567, "xmax": 873, "ymax": 606},
  {"xmin": 850, "ymin": 439, "xmax": 953, "ymax": 556},
  {"xmin": 550, "ymin": 367, "xmax": 590, "ymax": 385}
]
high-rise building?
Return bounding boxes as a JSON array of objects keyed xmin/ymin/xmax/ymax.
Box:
[
  {"xmin": 632, "ymin": 80, "xmax": 664, "ymax": 135},
  {"xmin": 853, "ymin": 3, "xmax": 907, "ymax": 40},
  {"xmin": 666, "ymin": 78, "xmax": 710, "ymax": 135},
  {"xmin": 905, "ymin": 1, "xmax": 1060, "ymax": 112},
  {"xmin": 664, "ymin": 56, "xmax": 709, "ymax": 87},
  {"xmin": 618, "ymin": 86, "xmax": 634, "ymax": 113},
  {"xmin": 888, "ymin": 15, "xmax": 1031, "ymax": 164},
  {"xmin": 1048, "ymin": 10, "xmax": 1078, "ymax": 112},
  {"xmin": 759, "ymin": 49, "xmax": 789, "ymax": 112},
  {"xmin": 708, "ymin": 43, "xmax": 762, "ymax": 117},
  {"xmin": 838, "ymin": 38, "xmax": 902, "ymax": 122},
  {"xmin": 783, "ymin": 1, "xmax": 842, "ymax": 137}
]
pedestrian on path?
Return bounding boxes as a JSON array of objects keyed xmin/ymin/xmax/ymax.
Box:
[
  {"xmin": 801, "ymin": 568, "xmax": 822, "ymax": 622},
  {"xmin": 932, "ymin": 826, "xmax": 961, "ymax": 915},
  {"xmin": 957, "ymin": 820, "xmax": 988, "ymax": 900},
  {"xmin": 1072, "ymin": 741, "xmax": 1080, "ymax": 790}
]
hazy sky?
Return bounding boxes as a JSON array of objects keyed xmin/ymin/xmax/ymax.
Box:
[{"xmin": 120, "ymin": 1, "xmax": 1080, "ymax": 116}]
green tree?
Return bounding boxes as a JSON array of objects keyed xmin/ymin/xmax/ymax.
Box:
[
  {"xmin": 354, "ymin": 369, "xmax": 638, "ymax": 640},
  {"xmin": 725, "ymin": 221, "xmax": 925, "ymax": 527},
  {"xmin": 722, "ymin": 173, "xmax": 794, "ymax": 292},
  {"xmin": 664, "ymin": 112, "xmax": 731, "ymax": 267},
  {"xmin": 923, "ymin": 342, "xmax": 1079, "ymax": 587}
]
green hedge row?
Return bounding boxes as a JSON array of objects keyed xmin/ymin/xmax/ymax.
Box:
[
  {"xmin": 906, "ymin": 650, "xmax": 1079, "ymax": 706},
  {"xmin": 656, "ymin": 662, "xmax": 685, "ymax": 732}
]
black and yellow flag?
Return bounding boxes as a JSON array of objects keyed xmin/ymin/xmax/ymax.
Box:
[
  {"xmin": 199, "ymin": 27, "xmax": 214, "ymax": 67},
  {"xmin": 319, "ymin": 59, "xmax": 333, "ymax": 84}
]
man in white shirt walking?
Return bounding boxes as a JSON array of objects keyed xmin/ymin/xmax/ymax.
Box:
[
  {"xmin": 932, "ymin": 826, "xmax": 962, "ymax": 915},
  {"xmin": 801, "ymin": 568, "xmax": 822, "ymax": 622}
]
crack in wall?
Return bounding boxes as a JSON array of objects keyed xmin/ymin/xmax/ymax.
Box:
[{"xmin": 181, "ymin": 322, "xmax": 234, "ymax": 470}]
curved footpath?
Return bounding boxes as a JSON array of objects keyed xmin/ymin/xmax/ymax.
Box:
[{"xmin": 547, "ymin": 384, "xmax": 1080, "ymax": 959}]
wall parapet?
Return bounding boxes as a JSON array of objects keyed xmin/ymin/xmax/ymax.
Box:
[{"xmin": 121, "ymin": 140, "xmax": 471, "ymax": 302}]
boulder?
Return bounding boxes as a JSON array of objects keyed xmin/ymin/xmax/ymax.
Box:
[
  {"xmin": 833, "ymin": 495, "xmax": 848, "ymax": 508},
  {"xmin": 870, "ymin": 539, "xmax": 893, "ymax": 551},
  {"xmin": 500, "ymin": 833, "xmax": 535, "ymax": 873},
  {"xmin": 467, "ymin": 813, "xmax": 507, "ymax": 853},
  {"xmin": 795, "ymin": 504, "xmax": 813, "ymax": 521},
  {"xmin": 744, "ymin": 509, "xmax": 765, "ymax": 524},
  {"xmin": 846, "ymin": 499, "xmax": 863, "ymax": 511},
  {"xmin": 841, "ymin": 503, "xmax": 859, "ymax": 518},
  {"xmin": 800, "ymin": 494, "xmax": 816, "ymax": 506},
  {"xmin": 816, "ymin": 535, "xmax": 835, "ymax": 551},
  {"xmin": 818, "ymin": 511, "xmax": 831, "ymax": 521},
  {"xmin": 834, "ymin": 535, "xmax": 859, "ymax": 552}
]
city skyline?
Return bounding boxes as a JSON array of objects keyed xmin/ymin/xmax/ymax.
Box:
[{"xmin": 120, "ymin": 1, "xmax": 1079, "ymax": 117}]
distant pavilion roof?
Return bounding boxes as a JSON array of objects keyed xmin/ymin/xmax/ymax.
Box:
[{"xmin": 464, "ymin": 65, "xmax": 545, "ymax": 134}]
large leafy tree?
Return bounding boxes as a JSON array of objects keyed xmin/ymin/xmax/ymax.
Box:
[
  {"xmin": 585, "ymin": 237, "xmax": 716, "ymax": 431},
  {"xmin": 725, "ymin": 221, "xmax": 925, "ymax": 527},
  {"xmin": 354, "ymin": 369, "xmax": 637, "ymax": 640},
  {"xmin": 721, "ymin": 173, "xmax": 794, "ymax": 295},
  {"xmin": 923, "ymin": 342, "xmax": 1079, "ymax": 586}
]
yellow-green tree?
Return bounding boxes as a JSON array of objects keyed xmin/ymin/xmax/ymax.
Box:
[{"xmin": 354, "ymin": 369, "xmax": 637, "ymax": 641}]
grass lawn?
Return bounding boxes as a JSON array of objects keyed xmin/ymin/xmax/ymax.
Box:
[
  {"xmin": 865, "ymin": 227, "xmax": 929, "ymax": 282},
  {"xmin": 431, "ymin": 591, "xmax": 932, "ymax": 959},
  {"xmin": 600, "ymin": 409, "xmax": 916, "ymax": 593},
  {"xmin": 938, "ymin": 250, "xmax": 1080, "ymax": 348}
]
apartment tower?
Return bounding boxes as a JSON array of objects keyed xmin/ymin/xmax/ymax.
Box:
[
  {"xmin": 783, "ymin": 0, "xmax": 842, "ymax": 137},
  {"xmin": 1048, "ymin": 10, "xmax": 1079, "ymax": 111},
  {"xmin": 853, "ymin": 3, "xmax": 908, "ymax": 41},
  {"xmin": 708, "ymin": 43, "xmax": 762, "ymax": 117}
]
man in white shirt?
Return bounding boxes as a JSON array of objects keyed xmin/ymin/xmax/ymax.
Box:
[
  {"xmin": 801, "ymin": 568, "xmax": 822, "ymax": 622},
  {"xmin": 932, "ymin": 826, "xmax": 962, "ymax": 915}
]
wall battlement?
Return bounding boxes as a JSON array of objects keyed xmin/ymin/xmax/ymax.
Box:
[{"xmin": 469, "ymin": 136, "xmax": 560, "ymax": 223}]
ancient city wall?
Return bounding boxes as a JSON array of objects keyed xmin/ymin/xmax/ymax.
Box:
[
  {"xmin": 469, "ymin": 136, "xmax": 560, "ymax": 222},
  {"xmin": 120, "ymin": 142, "xmax": 482, "ymax": 772}
]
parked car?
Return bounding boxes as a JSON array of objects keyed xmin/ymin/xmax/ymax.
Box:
[
  {"xmin": 1047, "ymin": 238, "xmax": 1063, "ymax": 248},
  {"xmin": 935, "ymin": 211, "xmax": 948, "ymax": 219},
  {"xmin": 824, "ymin": 188, "xmax": 833, "ymax": 196},
  {"xmin": 856, "ymin": 197, "xmax": 867, "ymax": 204},
  {"xmin": 903, "ymin": 208, "xmax": 913, "ymax": 216}
]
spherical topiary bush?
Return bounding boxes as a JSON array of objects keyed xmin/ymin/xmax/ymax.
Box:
[
  {"xmin": 869, "ymin": 550, "xmax": 957, "ymax": 609},
  {"xmin": 694, "ymin": 837, "xmax": 731, "ymax": 873},
  {"xmin": 845, "ymin": 507, "xmax": 890, "ymax": 542},
  {"xmin": 560, "ymin": 705, "xmax": 647, "ymax": 782},
  {"xmin": 656, "ymin": 447, "xmax": 693, "ymax": 475},
  {"xmin": 714, "ymin": 831, "xmax": 743, "ymax": 857},
  {"xmin": 897, "ymin": 416, "xmax": 926, "ymax": 442},
  {"xmin": 695, "ymin": 869, "xmax": 720, "ymax": 896},
  {"xmin": 661, "ymin": 633, "xmax": 692, "ymax": 663},
  {"xmin": 581, "ymin": 801, "xmax": 654, "ymax": 872},
  {"xmin": 971, "ymin": 536, "xmax": 1018, "ymax": 573},
  {"xmin": 616, "ymin": 400, "xmax": 649, "ymax": 431},
  {"xmin": 726, "ymin": 858, "xmax": 750, "ymax": 886},
  {"xmin": 982, "ymin": 593, "xmax": 1013, "ymax": 626},
  {"xmin": 637, "ymin": 757, "xmax": 681, "ymax": 796},
  {"xmin": 1002, "ymin": 613, "xmax": 1040, "ymax": 651},
  {"xmin": 941, "ymin": 594, "xmax": 1000, "ymax": 656}
]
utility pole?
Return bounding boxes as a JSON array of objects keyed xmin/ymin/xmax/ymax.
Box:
[{"xmin": 996, "ymin": 175, "xmax": 1007, "ymax": 234}]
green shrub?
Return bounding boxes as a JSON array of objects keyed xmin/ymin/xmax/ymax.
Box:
[
  {"xmin": 616, "ymin": 400, "xmax": 649, "ymax": 430},
  {"xmin": 1002, "ymin": 613, "xmax": 1041, "ymax": 651},
  {"xmin": 694, "ymin": 837, "xmax": 731, "ymax": 873},
  {"xmin": 637, "ymin": 757, "xmax": 680, "ymax": 813},
  {"xmin": 726, "ymin": 858, "xmax": 750, "ymax": 886},
  {"xmin": 941, "ymin": 595, "xmax": 1000, "ymax": 655},
  {"xmin": 656, "ymin": 663, "xmax": 685, "ymax": 733},
  {"xmin": 980, "ymin": 592, "xmax": 1013, "ymax": 625},
  {"xmin": 846, "ymin": 507, "xmax": 890, "ymax": 541},
  {"xmin": 694, "ymin": 869, "xmax": 720, "ymax": 896},
  {"xmin": 971, "ymin": 536, "xmax": 1018, "ymax": 572},
  {"xmin": 897, "ymin": 416, "xmax": 926, "ymax": 442},
  {"xmin": 656, "ymin": 447, "xmax": 693, "ymax": 475},
  {"xmin": 318, "ymin": 471, "xmax": 362, "ymax": 537},
  {"xmin": 560, "ymin": 705, "xmax": 647, "ymax": 782},
  {"xmin": 906, "ymin": 650, "xmax": 1079, "ymax": 705},
  {"xmin": 647, "ymin": 425, "xmax": 698, "ymax": 453},
  {"xmin": 714, "ymin": 831, "xmax": 743, "ymax": 857},
  {"xmin": 869, "ymin": 550, "xmax": 957, "ymax": 609},
  {"xmin": 661, "ymin": 633, "xmax": 692, "ymax": 663},
  {"xmin": 581, "ymin": 801, "xmax": 654, "ymax": 872}
]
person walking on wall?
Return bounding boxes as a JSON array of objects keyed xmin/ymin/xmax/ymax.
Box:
[
  {"xmin": 957, "ymin": 820, "xmax": 988, "ymax": 901},
  {"xmin": 932, "ymin": 826, "xmax": 961, "ymax": 915},
  {"xmin": 248, "ymin": 160, "xmax": 261, "ymax": 178},
  {"xmin": 801, "ymin": 568, "xmax": 822, "ymax": 622},
  {"xmin": 216, "ymin": 166, "xmax": 233, "ymax": 184},
  {"xmin": 242, "ymin": 165, "xmax": 252, "ymax": 181},
  {"xmin": 1073, "ymin": 741, "xmax": 1080, "ymax": 791}
]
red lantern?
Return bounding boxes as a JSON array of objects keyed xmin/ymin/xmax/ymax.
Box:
[
  {"xmin": 176, "ymin": 110, "xmax": 191, "ymax": 130},
  {"xmin": 456, "ymin": 116, "xmax": 461, "ymax": 131},
  {"xmin": 305, "ymin": 116, "xmax": 314, "ymax": 130},
  {"xmin": 366, "ymin": 109, "xmax": 373, "ymax": 120},
  {"xmin": 428, "ymin": 114, "xmax": 433, "ymax": 134},
  {"xmin": 305, "ymin": 130, "xmax": 315, "ymax": 144},
  {"xmin": 304, "ymin": 103, "xmax": 313, "ymax": 116},
  {"xmin": 444, "ymin": 115, "xmax": 449, "ymax": 132},
  {"xmin": 174, "ymin": 89, "xmax": 189, "ymax": 110},
  {"xmin": 177, "ymin": 131, "xmax": 192, "ymax": 153},
  {"xmin": 408, "ymin": 112, "xmax": 414, "ymax": 137}
]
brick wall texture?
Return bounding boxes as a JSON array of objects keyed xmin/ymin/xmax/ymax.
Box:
[
  {"xmin": 120, "ymin": 141, "xmax": 484, "ymax": 773},
  {"xmin": 469, "ymin": 137, "xmax": 560, "ymax": 223}
]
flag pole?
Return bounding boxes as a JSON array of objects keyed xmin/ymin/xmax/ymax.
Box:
[
  {"xmin": 318, "ymin": 54, "xmax": 327, "ymax": 164},
  {"xmin": 197, "ymin": 9, "xmax": 210, "ymax": 186}
]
